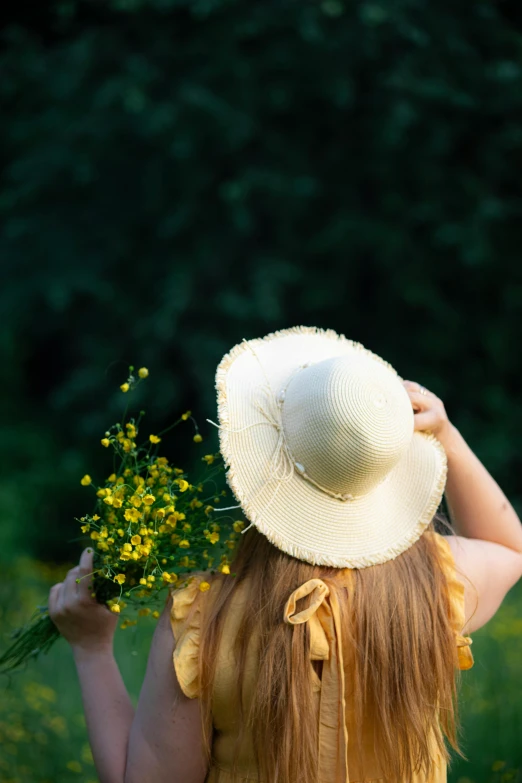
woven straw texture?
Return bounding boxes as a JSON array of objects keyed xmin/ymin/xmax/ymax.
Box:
[{"xmin": 216, "ymin": 327, "xmax": 447, "ymax": 568}]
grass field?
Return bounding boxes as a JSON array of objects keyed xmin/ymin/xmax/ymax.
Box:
[{"xmin": 1, "ymin": 558, "xmax": 521, "ymax": 783}]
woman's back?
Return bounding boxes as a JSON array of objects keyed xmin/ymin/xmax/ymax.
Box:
[{"xmin": 170, "ymin": 531, "xmax": 473, "ymax": 783}]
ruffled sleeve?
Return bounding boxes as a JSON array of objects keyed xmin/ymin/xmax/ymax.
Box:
[
  {"xmin": 169, "ymin": 574, "xmax": 209, "ymax": 699},
  {"xmin": 434, "ymin": 534, "xmax": 474, "ymax": 671}
]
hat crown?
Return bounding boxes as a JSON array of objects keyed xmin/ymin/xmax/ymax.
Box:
[{"xmin": 281, "ymin": 355, "xmax": 414, "ymax": 498}]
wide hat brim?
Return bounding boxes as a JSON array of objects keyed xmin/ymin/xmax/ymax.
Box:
[{"xmin": 216, "ymin": 327, "xmax": 447, "ymax": 569}]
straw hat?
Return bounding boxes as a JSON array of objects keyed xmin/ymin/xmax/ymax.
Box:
[{"xmin": 214, "ymin": 327, "xmax": 447, "ymax": 569}]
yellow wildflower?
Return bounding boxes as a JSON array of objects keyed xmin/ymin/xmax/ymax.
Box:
[
  {"xmin": 110, "ymin": 603, "xmax": 121, "ymax": 613},
  {"xmin": 162, "ymin": 572, "xmax": 172, "ymax": 582},
  {"xmin": 190, "ymin": 498, "xmax": 203, "ymax": 510},
  {"xmin": 233, "ymin": 520, "xmax": 245, "ymax": 533},
  {"xmin": 81, "ymin": 524, "xmax": 90, "ymax": 533},
  {"xmin": 181, "ymin": 410, "xmax": 191, "ymax": 421},
  {"xmin": 120, "ymin": 551, "xmax": 131, "ymax": 561},
  {"xmin": 122, "ymin": 543, "xmax": 132, "ymax": 552},
  {"xmin": 112, "ymin": 497, "xmax": 123, "ymax": 508},
  {"xmin": 92, "ymin": 514, "xmax": 100, "ymax": 521},
  {"xmin": 120, "ymin": 383, "xmax": 129, "ymax": 393},
  {"xmin": 193, "ymin": 433, "xmax": 203, "ymax": 443},
  {"xmin": 130, "ymin": 495, "xmax": 143, "ymax": 508},
  {"xmin": 143, "ymin": 494, "xmax": 155, "ymax": 505},
  {"xmin": 152, "ymin": 611, "xmax": 160, "ymax": 619},
  {"xmin": 90, "ymin": 531, "xmax": 99, "ymax": 540},
  {"xmin": 147, "ymin": 574, "xmax": 155, "ymax": 582},
  {"xmin": 139, "ymin": 578, "xmax": 147, "ymax": 585},
  {"xmin": 131, "ymin": 551, "xmax": 139, "ymax": 560},
  {"xmin": 117, "ymin": 528, "xmax": 124, "ymax": 537},
  {"xmin": 154, "ymin": 508, "xmax": 165, "ymax": 519},
  {"xmin": 126, "ymin": 423, "xmax": 137, "ymax": 438},
  {"xmin": 177, "ymin": 479, "xmax": 189, "ymax": 492},
  {"xmin": 108, "ymin": 473, "xmax": 117, "ymax": 483},
  {"xmin": 202, "ymin": 454, "xmax": 215, "ymax": 465},
  {"xmin": 179, "ymin": 539, "xmax": 190, "ymax": 548},
  {"xmin": 114, "ymin": 574, "xmax": 126, "ymax": 585},
  {"xmin": 139, "ymin": 608, "xmax": 151, "ymax": 616},
  {"xmin": 103, "ymin": 495, "xmax": 114, "ymax": 506},
  {"xmin": 124, "ymin": 508, "xmax": 141, "ymax": 523},
  {"xmin": 80, "ymin": 475, "xmax": 92, "ymax": 486},
  {"xmin": 204, "ymin": 505, "xmax": 214, "ymax": 516},
  {"xmin": 199, "ymin": 581, "xmax": 211, "ymax": 592},
  {"xmin": 138, "ymin": 367, "xmax": 149, "ymax": 378},
  {"xmin": 131, "ymin": 535, "xmax": 141, "ymax": 546},
  {"xmin": 209, "ymin": 532, "xmax": 220, "ymax": 545},
  {"xmin": 101, "ymin": 438, "xmax": 110, "ymax": 448},
  {"xmin": 149, "ymin": 434, "xmax": 161, "ymax": 444},
  {"xmin": 220, "ymin": 564, "xmax": 231, "ymax": 575}
]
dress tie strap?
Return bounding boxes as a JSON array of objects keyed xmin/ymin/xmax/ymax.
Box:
[{"xmin": 284, "ymin": 578, "xmax": 349, "ymax": 783}]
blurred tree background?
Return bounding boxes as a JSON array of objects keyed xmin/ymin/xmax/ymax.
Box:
[{"xmin": 1, "ymin": 0, "xmax": 522, "ymax": 780}]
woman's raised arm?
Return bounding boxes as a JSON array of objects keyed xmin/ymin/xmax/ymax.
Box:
[{"xmin": 404, "ymin": 381, "xmax": 522, "ymax": 633}]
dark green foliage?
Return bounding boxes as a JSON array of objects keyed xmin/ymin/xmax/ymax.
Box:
[{"xmin": 1, "ymin": 0, "xmax": 522, "ymax": 563}]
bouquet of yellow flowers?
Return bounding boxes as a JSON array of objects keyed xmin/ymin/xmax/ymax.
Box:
[{"xmin": 0, "ymin": 366, "xmax": 242, "ymax": 672}]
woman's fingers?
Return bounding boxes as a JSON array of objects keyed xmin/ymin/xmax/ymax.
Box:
[
  {"xmin": 411, "ymin": 409, "xmax": 440, "ymax": 432},
  {"xmin": 48, "ymin": 582, "xmax": 62, "ymax": 617}
]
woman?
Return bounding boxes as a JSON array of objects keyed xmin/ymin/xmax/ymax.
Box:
[{"xmin": 49, "ymin": 328, "xmax": 522, "ymax": 783}]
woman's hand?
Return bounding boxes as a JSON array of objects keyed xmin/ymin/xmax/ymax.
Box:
[
  {"xmin": 48, "ymin": 548, "xmax": 118, "ymax": 655},
  {"xmin": 402, "ymin": 380, "xmax": 457, "ymax": 451}
]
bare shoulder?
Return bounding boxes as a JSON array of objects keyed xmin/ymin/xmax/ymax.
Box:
[{"xmin": 442, "ymin": 535, "xmax": 522, "ymax": 633}]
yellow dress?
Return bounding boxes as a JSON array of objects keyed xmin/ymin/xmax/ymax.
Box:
[{"xmin": 169, "ymin": 534, "xmax": 473, "ymax": 783}]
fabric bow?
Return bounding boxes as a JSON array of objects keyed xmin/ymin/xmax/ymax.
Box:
[{"xmin": 283, "ymin": 578, "xmax": 349, "ymax": 783}]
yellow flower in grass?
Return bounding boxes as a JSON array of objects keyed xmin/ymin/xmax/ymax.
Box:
[
  {"xmin": 90, "ymin": 531, "xmax": 99, "ymax": 540},
  {"xmin": 202, "ymin": 454, "xmax": 215, "ymax": 465},
  {"xmin": 138, "ymin": 367, "xmax": 149, "ymax": 378},
  {"xmin": 81, "ymin": 524, "xmax": 90, "ymax": 533},
  {"xmin": 110, "ymin": 604, "xmax": 121, "ymax": 613},
  {"xmin": 220, "ymin": 564, "xmax": 230, "ymax": 575},
  {"xmin": 139, "ymin": 578, "xmax": 147, "ymax": 585},
  {"xmin": 120, "ymin": 383, "xmax": 130, "ymax": 393},
  {"xmin": 193, "ymin": 434, "xmax": 203, "ymax": 443},
  {"xmin": 209, "ymin": 532, "xmax": 220, "ymax": 545},
  {"xmin": 107, "ymin": 474, "xmax": 117, "ymax": 483},
  {"xmin": 199, "ymin": 581, "xmax": 211, "ymax": 592},
  {"xmin": 131, "ymin": 535, "xmax": 141, "ymax": 546},
  {"xmin": 177, "ymin": 479, "xmax": 189, "ymax": 492},
  {"xmin": 114, "ymin": 574, "xmax": 126, "ymax": 585},
  {"xmin": 124, "ymin": 508, "xmax": 141, "ymax": 523},
  {"xmin": 112, "ymin": 497, "xmax": 123, "ymax": 508},
  {"xmin": 233, "ymin": 520, "xmax": 245, "ymax": 533},
  {"xmin": 143, "ymin": 494, "xmax": 156, "ymax": 505},
  {"xmin": 101, "ymin": 438, "xmax": 110, "ymax": 448},
  {"xmin": 103, "ymin": 496, "xmax": 114, "ymax": 506},
  {"xmin": 80, "ymin": 475, "xmax": 92, "ymax": 486},
  {"xmin": 149, "ymin": 434, "xmax": 161, "ymax": 444},
  {"xmin": 179, "ymin": 539, "xmax": 190, "ymax": 548},
  {"xmin": 181, "ymin": 410, "xmax": 191, "ymax": 421},
  {"xmin": 152, "ymin": 611, "xmax": 160, "ymax": 619},
  {"xmin": 92, "ymin": 514, "xmax": 100, "ymax": 521},
  {"xmin": 139, "ymin": 608, "xmax": 151, "ymax": 617},
  {"xmin": 122, "ymin": 543, "xmax": 132, "ymax": 552}
]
